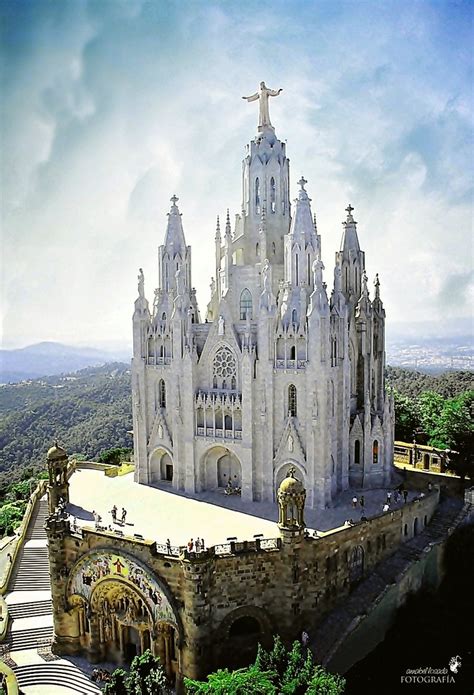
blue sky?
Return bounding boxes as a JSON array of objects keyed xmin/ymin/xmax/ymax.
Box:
[{"xmin": 1, "ymin": 0, "xmax": 473, "ymax": 347}]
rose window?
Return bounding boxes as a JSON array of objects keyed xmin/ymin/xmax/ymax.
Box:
[{"xmin": 213, "ymin": 347, "xmax": 237, "ymax": 389}]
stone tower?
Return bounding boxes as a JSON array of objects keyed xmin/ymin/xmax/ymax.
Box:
[
  {"xmin": 131, "ymin": 85, "xmax": 394, "ymax": 509},
  {"xmin": 46, "ymin": 442, "xmax": 69, "ymax": 515}
]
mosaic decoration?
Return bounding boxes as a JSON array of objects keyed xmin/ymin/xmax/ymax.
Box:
[{"xmin": 67, "ymin": 550, "xmax": 177, "ymax": 626}]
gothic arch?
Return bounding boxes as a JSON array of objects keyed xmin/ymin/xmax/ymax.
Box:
[
  {"xmin": 217, "ymin": 605, "xmax": 273, "ymax": 642},
  {"xmin": 149, "ymin": 446, "xmax": 174, "ymax": 483},
  {"xmin": 211, "ymin": 344, "xmax": 238, "ymax": 390},
  {"xmin": 199, "ymin": 445, "xmax": 242, "ymax": 491},
  {"xmin": 274, "ymin": 460, "xmax": 306, "ymax": 491}
]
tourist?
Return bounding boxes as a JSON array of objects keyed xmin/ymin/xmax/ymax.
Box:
[
  {"xmin": 301, "ymin": 630, "xmax": 309, "ymax": 647},
  {"xmin": 166, "ymin": 538, "xmax": 172, "ymax": 554},
  {"xmin": 403, "ymin": 489, "xmax": 408, "ymax": 503},
  {"xmin": 352, "ymin": 496, "xmax": 358, "ymax": 508},
  {"xmin": 195, "ymin": 537, "xmax": 201, "ymax": 552},
  {"xmin": 7, "ymin": 552, "xmax": 12, "ymax": 563},
  {"xmin": 359, "ymin": 495, "xmax": 365, "ymax": 509},
  {"xmin": 201, "ymin": 537, "xmax": 206, "ymax": 551},
  {"xmin": 121, "ymin": 507, "xmax": 127, "ymax": 524},
  {"xmin": 394, "ymin": 490, "xmax": 400, "ymax": 504},
  {"xmin": 187, "ymin": 538, "xmax": 194, "ymax": 552},
  {"xmin": 428, "ymin": 482, "xmax": 433, "ymax": 492},
  {"xmin": 386, "ymin": 491, "xmax": 392, "ymax": 505},
  {"xmin": 382, "ymin": 503, "xmax": 390, "ymax": 513},
  {"xmin": 360, "ymin": 515, "xmax": 368, "ymax": 522},
  {"xmin": 110, "ymin": 505, "xmax": 117, "ymax": 522}
]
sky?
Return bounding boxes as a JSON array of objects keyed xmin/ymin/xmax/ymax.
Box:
[{"xmin": 1, "ymin": 0, "xmax": 473, "ymax": 349}]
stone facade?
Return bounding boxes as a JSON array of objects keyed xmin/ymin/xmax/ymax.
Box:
[
  {"xmin": 132, "ymin": 96, "xmax": 394, "ymax": 509},
  {"xmin": 46, "ymin": 465, "xmax": 439, "ymax": 688}
]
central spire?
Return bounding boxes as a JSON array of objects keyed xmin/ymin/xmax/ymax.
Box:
[{"xmin": 242, "ymin": 81, "xmax": 283, "ymax": 131}]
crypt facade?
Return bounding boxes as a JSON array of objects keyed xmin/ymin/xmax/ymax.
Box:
[{"xmin": 132, "ymin": 84, "xmax": 394, "ymax": 508}]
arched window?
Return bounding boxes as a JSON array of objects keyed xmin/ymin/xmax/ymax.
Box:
[
  {"xmin": 291, "ymin": 308, "xmax": 297, "ymax": 326},
  {"xmin": 354, "ymin": 439, "xmax": 360, "ymax": 464},
  {"xmin": 224, "ymin": 414, "xmax": 232, "ymax": 430},
  {"xmin": 240, "ymin": 288, "xmax": 253, "ymax": 320},
  {"xmin": 256, "ymin": 242, "xmax": 260, "ymax": 259},
  {"xmin": 372, "ymin": 440, "xmax": 379, "ymax": 464},
  {"xmin": 231, "ymin": 376, "xmax": 236, "ymax": 390},
  {"xmin": 161, "ymin": 312, "xmax": 167, "ymax": 321},
  {"xmin": 270, "ymin": 176, "xmax": 276, "ymax": 212},
  {"xmin": 295, "ymin": 254, "xmax": 299, "ymax": 285},
  {"xmin": 159, "ymin": 379, "xmax": 166, "ymax": 408},
  {"xmin": 160, "ymin": 344, "xmax": 164, "ymax": 358},
  {"xmin": 213, "ymin": 346, "xmax": 237, "ymax": 390},
  {"xmin": 290, "ymin": 346, "xmax": 296, "ymax": 360},
  {"xmin": 255, "ymin": 177, "xmax": 260, "ymax": 212},
  {"xmin": 288, "ymin": 384, "xmax": 297, "ymax": 417},
  {"xmin": 307, "ymin": 254, "xmax": 311, "ymax": 285},
  {"xmin": 272, "ymin": 241, "xmax": 276, "ymax": 255}
]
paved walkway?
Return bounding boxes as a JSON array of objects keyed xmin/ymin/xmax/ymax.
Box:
[{"xmin": 67, "ymin": 469, "xmax": 420, "ymax": 547}]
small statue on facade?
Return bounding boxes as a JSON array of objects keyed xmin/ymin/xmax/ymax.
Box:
[
  {"xmin": 138, "ymin": 268, "xmax": 145, "ymax": 298},
  {"xmin": 218, "ymin": 315, "xmax": 225, "ymax": 336}
]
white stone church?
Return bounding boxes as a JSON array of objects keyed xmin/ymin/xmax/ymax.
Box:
[{"xmin": 132, "ymin": 84, "xmax": 394, "ymax": 509}]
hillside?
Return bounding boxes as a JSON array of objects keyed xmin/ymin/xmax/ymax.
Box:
[
  {"xmin": 0, "ymin": 341, "xmax": 131, "ymax": 383},
  {"xmin": 0, "ymin": 363, "xmax": 132, "ymax": 490},
  {"xmin": 0, "ymin": 364, "xmax": 472, "ymax": 491}
]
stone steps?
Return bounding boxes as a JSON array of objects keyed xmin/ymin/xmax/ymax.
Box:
[
  {"xmin": 7, "ymin": 600, "xmax": 52, "ymax": 620},
  {"xmin": 14, "ymin": 664, "xmax": 101, "ymax": 695},
  {"xmin": 9, "ymin": 546, "xmax": 51, "ymax": 591},
  {"xmin": 5, "ymin": 625, "xmax": 54, "ymax": 651}
]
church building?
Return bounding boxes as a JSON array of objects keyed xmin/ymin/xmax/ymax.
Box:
[{"xmin": 131, "ymin": 83, "xmax": 394, "ymax": 509}]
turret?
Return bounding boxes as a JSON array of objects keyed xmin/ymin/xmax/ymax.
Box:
[
  {"xmin": 336, "ymin": 205, "xmax": 365, "ymax": 302},
  {"xmin": 46, "ymin": 442, "xmax": 69, "ymax": 514},
  {"xmin": 285, "ymin": 177, "xmax": 320, "ymax": 291}
]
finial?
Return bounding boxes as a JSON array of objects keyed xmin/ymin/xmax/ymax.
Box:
[
  {"xmin": 298, "ymin": 176, "xmax": 307, "ymax": 191},
  {"xmin": 346, "ymin": 204, "xmax": 354, "ymax": 214},
  {"xmin": 215, "ymin": 215, "xmax": 221, "ymax": 237},
  {"xmin": 225, "ymin": 209, "xmax": 232, "ymax": 236},
  {"xmin": 171, "ymin": 194, "xmax": 179, "ymax": 206},
  {"xmin": 313, "ymin": 213, "xmax": 318, "ymax": 232}
]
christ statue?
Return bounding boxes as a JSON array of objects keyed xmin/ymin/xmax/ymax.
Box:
[{"xmin": 242, "ymin": 81, "xmax": 282, "ymax": 129}]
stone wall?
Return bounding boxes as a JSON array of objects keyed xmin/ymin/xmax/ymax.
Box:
[{"xmin": 48, "ymin": 490, "xmax": 439, "ymax": 684}]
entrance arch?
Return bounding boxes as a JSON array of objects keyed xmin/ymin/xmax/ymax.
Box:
[
  {"xmin": 149, "ymin": 448, "xmax": 173, "ymax": 483},
  {"xmin": 216, "ymin": 606, "xmax": 273, "ymax": 670},
  {"xmin": 67, "ymin": 549, "xmax": 183, "ymax": 677},
  {"xmin": 423, "ymin": 454, "xmax": 430, "ymax": 470},
  {"xmin": 199, "ymin": 446, "xmax": 242, "ymax": 491}
]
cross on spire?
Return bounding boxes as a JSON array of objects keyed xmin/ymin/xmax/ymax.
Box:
[
  {"xmin": 346, "ymin": 204, "xmax": 354, "ymax": 215},
  {"xmin": 298, "ymin": 176, "xmax": 307, "ymax": 190},
  {"xmin": 170, "ymin": 194, "xmax": 179, "ymax": 206}
]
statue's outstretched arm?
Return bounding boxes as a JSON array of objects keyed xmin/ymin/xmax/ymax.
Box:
[
  {"xmin": 268, "ymin": 88, "xmax": 283, "ymax": 97},
  {"xmin": 242, "ymin": 92, "xmax": 259, "ymax": 102}
]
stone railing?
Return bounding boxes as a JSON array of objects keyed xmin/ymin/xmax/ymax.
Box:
[
  {"xmin": 196, "ymin": 427, "xmax": 242, "ymax": 441},
  {"xmin": 275, "ymin": 359, "xmax": 307, "ymax": 370},
  {"xmin": 146, "ymin": 356, "xmax": 172, "ymax": 366}
]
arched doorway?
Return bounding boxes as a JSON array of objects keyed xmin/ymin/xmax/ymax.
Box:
[
  {"xmin": 348, "ymin": 545, "xmax": 364, "ymax": 584},
  {"xmin": 149, "ymin": 449, "xmax": 173, "ymax": 484},
  {"xmin": 200, "ymin": 447, "xmax": 242, "ymax": 491},
  {"xmin": 423, "ymin": 454, "xmax": 430, "ymax": 470},
  {"xmin": 67, "ymin": 550, "xmax": 182, "ymax": 678},
  {"xmin": 217, "ymin": 609, "xmax": 272, "ymax": 671}
]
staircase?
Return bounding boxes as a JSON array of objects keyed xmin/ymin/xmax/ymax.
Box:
[
  {"xmin": 3, "ymin": 496, "xmax": 101, "ymax": 694},
  {"xmin": 14, "ymin": 664, "xmax": 101, "ymax": 695}
]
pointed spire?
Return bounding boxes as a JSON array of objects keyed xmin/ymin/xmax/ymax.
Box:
[
  {"xmin": 289, "ymin": 176, "xmax": 314, "ymax": 242},
  {"xmin": 313, "ymin": 213, "xmax": 318, "ymax": 234},
  {"xmin": 164, "ymin": 194, "xmax": 187, "ymax": 249},
  {"xmin": 225, "ymin": 209, "xmax": 232, "ymax": 237},
  {"xmin": 339, "ymin": 203, "xmax": 360, "ymax": 253},
  {"xmin": 215, "ymin": 215, "xmax": 221, "ymax": 240}
]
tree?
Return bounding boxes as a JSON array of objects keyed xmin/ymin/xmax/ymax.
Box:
[
  {"xmin": 104, "ymin": 651, "xmax": 169, "ymax": 695},
  {"xmin": 184, "ymin": 665, "xmax": 277, "ymax": 694},
  {"xmin": 390, "ymin": 390, "xmax": 419, "ymax": 442},
  {"xmin": 184, "ymin": 636, "xmax": 345, "ymax": 695},
  {"xmin": 98, "ymin": 447, "xmax": 132, "ymax": 465},
  {"xmin": 126, "ymin": 650, "xmax": 168, "ymax": 694}
]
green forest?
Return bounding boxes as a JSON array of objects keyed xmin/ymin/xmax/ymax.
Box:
[{"xmin": 0, "ymin": 364, "xmax": 472, "ymax": 494}]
